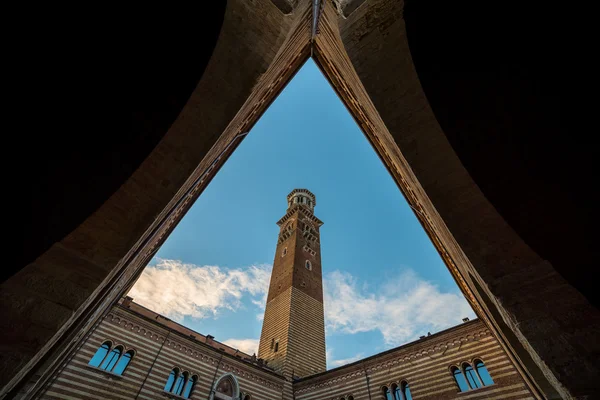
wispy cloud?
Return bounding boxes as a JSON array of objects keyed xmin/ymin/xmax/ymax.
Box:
[
  {"xmin": 330, "ymin": 353, "xmax": 365, "ymax": 367},
  {"xmin": 130, "ymin": 259, "xmax": 474, "ymax": 350},
  {"xmin": 128, "ymin": 258, "xmax": 271, "ymax": 322},
  {"xmin": 324, "ymin": 269, "xmax": 475, "ymax": 346},
  {"xmin": 222, "ymin": 338, "xmax": 260, "ymax": 355},
  {"xmin": 326, "ymin": 348, "xmax": 334, "ymax": 366}
]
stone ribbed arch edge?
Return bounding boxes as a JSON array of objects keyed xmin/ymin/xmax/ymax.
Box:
[
  {"xmin": 3, "ymin": 1, "xmax": 311, "ymax": 398},
  {"xmin": 310, "ymin": 1, "xmax": 551, "ymax": 398},
  {"xmin": 4, "ymin": 0, "xmax": 564, "ymax": 399},
  {"xmin": 314, "ymin": 0, "xmax": 486, "ymax": 316},
  {"xmin": 312, "ymin": 0, "xmax": 487, "ymax": 317}
]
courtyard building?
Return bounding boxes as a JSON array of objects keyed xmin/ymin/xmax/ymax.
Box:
[{"xmin": 39, "ymin": 191, "xmax": 533, "ymax": 400}]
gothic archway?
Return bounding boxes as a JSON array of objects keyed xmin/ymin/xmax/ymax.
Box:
[{"xmin": 210, "ymin": 373, "xmax": 240, "ymax": 400}]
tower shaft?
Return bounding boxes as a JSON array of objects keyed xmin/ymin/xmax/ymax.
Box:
[{"xmin": 258, "ymin": 189, "xmax": 326, "ymax": 378}]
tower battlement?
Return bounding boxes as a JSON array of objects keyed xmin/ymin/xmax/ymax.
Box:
[{"xmin": 286, "ymin": 188, "xmax": 317, "ymax": 212}]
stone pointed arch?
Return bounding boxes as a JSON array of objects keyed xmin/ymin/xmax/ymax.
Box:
[
  {"xmin": 210, "ymin": 372, "xmax": 240, "ymax": 400},
  {"xmin": 3, "ymin": 0, "xmax": 596, "ymax": 399}
]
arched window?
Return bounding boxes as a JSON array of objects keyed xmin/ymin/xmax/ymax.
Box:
[
  {"xmin": 112, "ymin": 350, "xmax": 134, "ymax": 375},
  {"xmin": 382, "ymin": 386, "xmax": 393, "ymax": 400},
  {"xmin": 282, "ymin": 247, "xmax": 287, "ymax": 256},
  {"xmin": 100, "ymin": 345, "xmax": 122, "ymax": 371},
  {"xmin": 173, "ymin": 371, "xmax": 189, "ymax": 395},
  {"xmin": 242, "ymin": 394, "xmax": 251, "ymax": 400},
  {"xmin": 274, "ymin": 341, "xmax": 279, "ymax": 352},
  {"xmin": 89, "ymin": 341, "xmax": 111, "ymax": 367},
  {"xmin": 401, "ymin": 382, "xmax": 412, "ymax": 400},
  {"xmin": 164, "ymin": 368, "xmax": 179, "ymax": 392},
  {"xmin": 474, "ymin": 359, "xmax": 494, "ymax": 386},
  {"xmin": 451, "ymin": 366, "xmax": 470, "ymax": 392},
  {"xmin": 183, "ymin": 375, "xmax": 198, "ymax": 398},
  {"xmin": 392, "ymin": 383, "xmax": 401, "ymax": 400},
  {"xmin": 305, "ymin": 260, "xmax": 312, "ymax": 270},
  {"xmin": 463, "ymin": 363, "xmax": 481, "ymax": 389}
]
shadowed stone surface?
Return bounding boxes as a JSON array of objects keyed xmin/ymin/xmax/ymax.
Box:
[
  {"xmin": 5, "ymin": 0, "xmax": 597, "ymax": 398},
  {"xmin": 337, "ymin": 0, "xmax": 598, "ymax": 398}
]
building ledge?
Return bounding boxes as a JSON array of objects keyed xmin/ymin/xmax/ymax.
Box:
[
  {"xmin": 456, "ymin": 384, "xmax": 495, "ymax": 395},
  {"xmin": 162, "ymin": 390, "xmax": 189, "ymax": 400},
  {"xmin": 84, "ymin": 364, "xmax": 125, "ymax": 379}
]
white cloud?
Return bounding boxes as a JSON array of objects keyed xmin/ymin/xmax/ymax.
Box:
[
  {"xmin": 222, "ymin": 338, "xmax": 260, "ymax": 355},
  {"xmin": 326, "ymin": 347, "xmax": 334, "ymax": 366},
  {"xmin": 330, "ymin": 353, "xmax": 365, "ymax": 367},
  {"xmin": 128, "ymin": 258, "xmax": 271, "ymax": 322},
  {"xmin": 326, "ymin": 347, "xmax": 364, "ymax": 368},
  {"xmin": 130, "ymin": 258, "xmax": 474, "ymax": 351},
  {"xmin": 324, "ymin": 269, "xmax": 475, "ymax": 346}
]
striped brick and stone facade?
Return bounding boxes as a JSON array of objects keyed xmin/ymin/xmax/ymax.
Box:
[
  {"xmin": 39, "ymin": 299, "xmax": 286, "ymax": 400},
  {"xmin": 294, "ymin": 319, "xmax": 534, "ymax": 400}
]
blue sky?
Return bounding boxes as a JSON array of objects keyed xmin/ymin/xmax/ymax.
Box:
[{"xmin": 128, "ymin": 59, "xmax": 475, "ymax": 368}]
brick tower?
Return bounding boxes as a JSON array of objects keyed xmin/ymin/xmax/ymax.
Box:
[{"xmin": 258, "ymin": 189, "xmax": 326, "ymax": 378}]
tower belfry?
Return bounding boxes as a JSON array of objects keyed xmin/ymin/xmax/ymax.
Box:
[{"xmin": 258, "ymin": 189, "xmax": 326, "ymax": 378}]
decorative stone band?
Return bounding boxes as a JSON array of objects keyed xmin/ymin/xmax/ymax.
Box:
[
  {"xmin": 277, "ymin": 207, "xmax": 323, "ymax": 227},
  {"xmin": 287, "ymin": 189, "xmax": 317, "ymax": 206}
]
